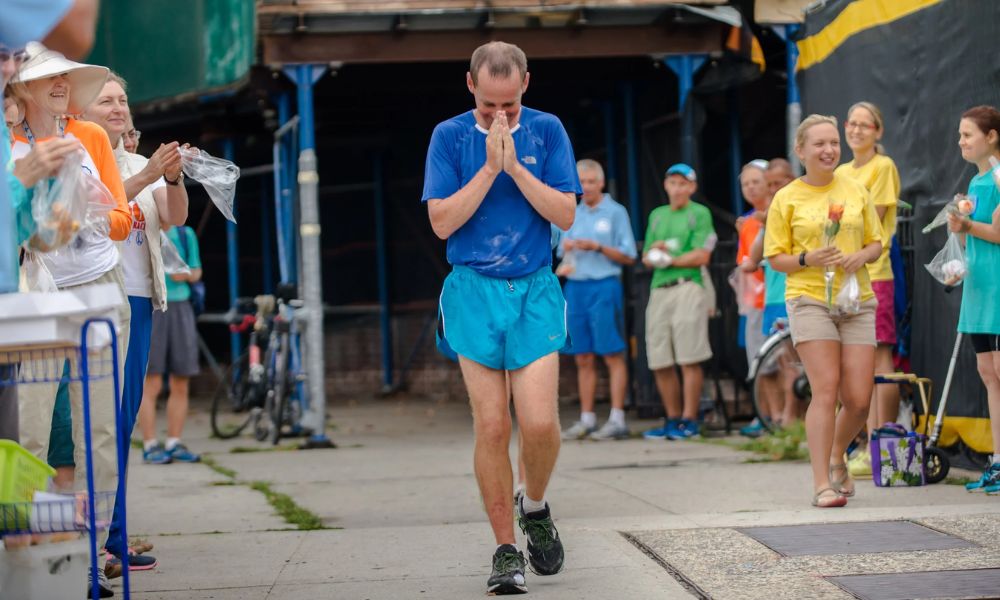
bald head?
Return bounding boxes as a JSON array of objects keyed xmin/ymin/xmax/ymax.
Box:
[{"xmin": 470, "ymin": 41, "xmax": 527, "ymax": 86}]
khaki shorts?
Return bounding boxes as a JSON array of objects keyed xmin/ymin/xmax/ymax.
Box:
[
  {"xmin": 645, "ymin": 282, "xmax": 712, "ymax": 369},
  {"xmin": 786, "ymin": 295, "xmax": 877, "ymax": 347}
]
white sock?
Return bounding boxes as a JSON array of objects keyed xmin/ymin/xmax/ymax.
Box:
[
  {"xmin": 497, "ymin": 543, "xmax": 520, "ymax": 551},
  {"xmin": 609, "ymin": 408, "xmax": 626, "ymax": 426},
  {"xmin": 165, "ymin": 437, "xmax": 181, "ymax": 451},
  {"xmin": 143, "ymin": 439, "xmax": 159, "ymax": 452},
  {"xmin": 580, "ymin": 412, "xmax": 597, "ymax": 428},
  {"xmin": 521, "ymin": 493, "xmax": 546, "ymax": 515}
]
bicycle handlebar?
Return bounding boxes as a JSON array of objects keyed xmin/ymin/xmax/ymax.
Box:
[{"xmin": 228, "ymin": 314, "xmax": 256, "ymax": 333}]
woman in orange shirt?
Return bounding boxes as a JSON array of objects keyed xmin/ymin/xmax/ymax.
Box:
[{"xmin": 8, "ymin": 44, "xmax": 131, "ymax": 569}]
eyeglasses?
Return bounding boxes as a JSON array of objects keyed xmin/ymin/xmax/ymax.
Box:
[
  {"xmin": 0, "ymin": 47, "xmax": 27, "ymax": 65},
  {"xmin": 125, "ymin": 129, "xmax": 141, "ymax": 143},
  {"xmin": 845, "ymin": 121, "xmax": 877, "ymax": 131}
]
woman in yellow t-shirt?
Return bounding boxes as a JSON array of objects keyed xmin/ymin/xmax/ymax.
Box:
[
  {"xmin": 764, "ymin": 114, "xmax": 883, "ymax": 508},
  {"xmin": 835, "ymin": 102, "xmax": 902, "ymax": 474}
]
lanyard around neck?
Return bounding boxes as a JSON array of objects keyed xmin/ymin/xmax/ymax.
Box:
[{"xmin": 22, "ymin": 117, "xmax": 67, "ymax": 147}]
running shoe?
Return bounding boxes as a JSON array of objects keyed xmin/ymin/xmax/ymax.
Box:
[
  {"xmin": 667, "ymin": 419, "xmax": 699, "ymax": 440},
  {"xmin": 105, "ymin": 553, "xmax": 157, "ymax": 576},
  {"xmin": 142, "ymin": 443, "xmax": 172, "ymax": 465},
  {"xmin": 739, "ymin": 419, "xmax": 766, "ymax": 438},
  {"xmin": 487, "ymin": 544, "xmax": 527, "ymax": 595},
  {"xmin": 166, "ymin": 443, "xmax": 200, "ymax": 463},
  {"xmin": 966, "ymin": 463, "xmax": 1000, "ymax": 492},
  {"xmin": 516, "ymin": 499, "xmax": 564, "ymax": 576},
  {"xmin": 561, "ymin": 421, "xmax": 596, "ymax": 440},
  {"xmin": 589, "ymin": 420, "xmax": 629, "ymax": 441},
  {"xmin": 87, "ymin": 568, "xmax": 114, "ymax": 598},
  {"xmin": 643, "ymin": 419, "xmax": 679, "ymax": 440},
  {"xmin": 848, "ymin": 448, "xmax": 872, "ymax": 478}
]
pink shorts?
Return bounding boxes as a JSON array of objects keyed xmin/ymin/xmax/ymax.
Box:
[{"xmin": 872, "ymin": 280, "xmax": 896, "ymax": 345}]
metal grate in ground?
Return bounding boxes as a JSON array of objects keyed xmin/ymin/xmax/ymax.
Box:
[
  {"xmin": 828, "ymin": 568, "xmax": 1000, "ymax": 600},
  {"xmin": 736, "ymin": 520, "xmax": 975, "ymax": 556}
]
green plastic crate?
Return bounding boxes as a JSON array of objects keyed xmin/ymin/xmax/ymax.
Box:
[{"xmin": 0, "ymin": 440, "xmax": 55, "ymax": 532}]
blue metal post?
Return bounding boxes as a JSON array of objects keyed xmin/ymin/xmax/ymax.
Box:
[
  {"xmin": 664, "ymin": 54, "xmax": 708, "ymax": 167},
  {"xmin": 261, "ymin": 181, "xmax": 274, "ymax": 294},
  {"xmin": 602, "ymin": 100, "xmax": 619, "ymax": 199},
  {"xmin": 373, "ymin": 154, "xmax": 393, "ymax": 390},
  {"xmin": 621, "ymin": 82, "xmax": 642, "ymax": 238},
  {"xmin": 280, "ymin": 93, "xmax": 298, "ymax": 282},
  {"xmin": 729, "ymin": 90, "xmax": 743, "ymax": 216},
  {"xmin": 284, "ymin": 63, "xmax": 332, "ymax": 446},
  {"xmin": 776, "ymin": 25, "xmax": 803, "ymax": 174},
  {"xmin": 223, "ymin": 138, "xmax": 240, "ymax": 361}
]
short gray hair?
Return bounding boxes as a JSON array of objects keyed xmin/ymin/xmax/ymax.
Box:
[
  {"xmin": 576, "ymin": 159, "xmax": 605, "ymax": 181},
  {"xmin": 470, "ymin": 41, "xmax": 527, "ymax": 85}
]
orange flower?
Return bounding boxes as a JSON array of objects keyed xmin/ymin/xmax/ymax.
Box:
[{"xmin": 828, "ymin": 203, "xmax": 845, "ymax": 222}]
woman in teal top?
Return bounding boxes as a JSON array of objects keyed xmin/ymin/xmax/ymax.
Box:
[{"xmin": 948, "ymin": 105, "xmax": 1000, "ymax": 493}]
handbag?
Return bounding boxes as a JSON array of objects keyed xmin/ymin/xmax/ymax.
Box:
[
  {"xmin": 870, "ymin": 423, "xmax": 926, "ymax": 487},
  {"xmin": 175, "ymin": 226, "xmax": 206, "ymax": 315}
]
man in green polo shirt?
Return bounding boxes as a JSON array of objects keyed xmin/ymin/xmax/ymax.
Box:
[{"xmin": 641, "ymin": 163, "xmax": 717, "ymax": 440}]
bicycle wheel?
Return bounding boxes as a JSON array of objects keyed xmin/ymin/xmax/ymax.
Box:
[
  {"xmin": 269, "ymin": 333, "xmax": 291, "ymax": 445},
  {"xmin": 211, "ymin": 352, "xmax": 255, "ymax": 439},
  {"xmin": 750, "ymin": 331, "xmax": 810, "ymax": 433}
]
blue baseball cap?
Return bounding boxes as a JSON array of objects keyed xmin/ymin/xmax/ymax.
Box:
[{"xmin": 665, "ymin": 163, "xmax": 697, "ymax": 182}]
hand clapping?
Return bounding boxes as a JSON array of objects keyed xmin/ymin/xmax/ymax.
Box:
[{"xmin": 485, "ymin": 111, "xmax": 518, "ymax": 176}]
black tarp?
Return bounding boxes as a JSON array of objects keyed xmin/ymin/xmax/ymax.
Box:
[{"xmin": 797, "ymin": 0, "xmax": 1000, "ymax": 452}]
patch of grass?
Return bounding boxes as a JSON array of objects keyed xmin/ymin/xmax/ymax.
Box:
[
  {"xmin": 690, "ymin": 436, "xmax": 741, "ymax": 448},
  {"xmin": 229, "ymin": 444, "xmax": 299, "ymax": 454},
  {"xmin": 738, "ymin": 422, "xmax": 809, "ymax": 462},
  {"xmin": 201, "ymin": 455, "xmax": 237, "ymax": 479},
  {"xmin": 945, "ymin": 476, "xmax": 975, "ymax": 486},
  {"xmin": 249, "ymin": 481, "xmax": 328, "ymax": 530},
  {"xmin": 210, "ymin": 481, "xmax": 238, "ymax": 486},
  {"xmin": 131, "ymin": 439, "xmax": 143, "ymax": 450}
]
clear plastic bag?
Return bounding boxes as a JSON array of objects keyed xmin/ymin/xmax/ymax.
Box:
[
  {"xmin": 922, "ymin": 194, "xmax": 977, "ymax": 234},
  {"xmin": 727, "ymin": 268, "xmax": 763, "ymax": 316},
  {"xmin": 30, "ymin": 150, "xmax": 87, "ymax": 249},
  {"xmin": 80, "ymin": 173, "xmax": 116, "ymax": 232},
  {"xmin": 925, "ymin": 233, "xmax": 967, "ymax": 287},
  {"xmin": 834, "ymin": 272, "xmax": 861, "ymax": 315},
  {"xmin": 160, "ymin": 231, "xmax": 191, "ymax": 276},
  {"xmin": 18, "ymin": 252, "xmax": 58, "ymax": 293},
  {"xmin": 554, "ymin": 250, "xmax": 576, "ymax": 277},
  {"xmin": 180, "ymin": 147, "xmax": 240, "ymax": 223}
]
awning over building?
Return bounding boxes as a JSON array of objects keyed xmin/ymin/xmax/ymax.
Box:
[
  {"xmin": 85, "ymin": 0, "xmax": 255, "ymax": 106},
  {"xmin": 258, "ymin": 1, "xmax": 738, "ymax": 64}
]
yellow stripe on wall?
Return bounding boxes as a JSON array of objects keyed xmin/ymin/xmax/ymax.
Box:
[{"xmin": 797, "ymin": 0, "xmax": 943, "ymax": 71}]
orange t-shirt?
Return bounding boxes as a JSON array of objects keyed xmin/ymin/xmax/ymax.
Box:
[
  {"xmin": 736, "ymin": 216, "xmax": 765, "ymax": 310},
  {"xmin": 12, "ymin": 119, "xmax": 131, "ymax": 241}
]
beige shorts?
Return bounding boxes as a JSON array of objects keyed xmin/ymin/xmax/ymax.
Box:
[
  {"xmin": 786, "ymin": 295, "xmax": 877, "ymax": 347},
  {"xmin": 645, "ymin": 282, "xmax": 712, "ymax": 369}
]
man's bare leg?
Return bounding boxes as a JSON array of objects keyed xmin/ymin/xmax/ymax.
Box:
[
  {"xmin": 510, "ymin": 353, "xmax": 560, "ymax": 505},
  {"xmin": 653, "ymin": 366, "xmax": 681, "ymax": 417},
  {"xmin": 604, "ymin": 353, "xmax": 628, "ymax": 412},
  {"xmin": 680, "ymin": 363, "xmax": 703, "ymax": 421},
  {"xmin": 459, "ymin": 356, "xmax": 516, "ymax": 545}
]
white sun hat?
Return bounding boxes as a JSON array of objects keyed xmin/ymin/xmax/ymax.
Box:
[{"xmin": 11, "ymin": 41, "xmax": 109, "ymax": 115}]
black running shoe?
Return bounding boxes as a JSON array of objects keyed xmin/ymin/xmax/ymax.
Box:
[
  {"xmin": 487, "ymin": 544, "xmax": 527, "ymax": 595},
  {"xmin": 516, "ymin": 500, "xmax": 564, "ymax": 576}
]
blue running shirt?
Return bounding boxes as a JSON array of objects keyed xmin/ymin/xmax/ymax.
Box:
[{"xmin": 422, "ymin": 107, "xmax": 581, "ymax": 279}]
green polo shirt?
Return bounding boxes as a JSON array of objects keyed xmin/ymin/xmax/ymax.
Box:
[{"xmin": 643, "ymin": 200, "xmax": 716, "ymax": 289}]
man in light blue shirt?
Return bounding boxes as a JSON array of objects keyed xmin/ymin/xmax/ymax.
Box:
[{"xmin": 554, "ymin": 159, "xmax": 637, "ymax": 440}]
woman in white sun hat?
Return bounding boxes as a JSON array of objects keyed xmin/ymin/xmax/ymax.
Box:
[{"xmin": 8, "ymin": 42, "xmax": 131, "ymax": 572}]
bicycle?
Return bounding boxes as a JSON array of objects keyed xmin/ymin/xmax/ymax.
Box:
[
  {"xmin": 746, "ymin": 319, "xmax": 811, "ymax": 434},
  {"xmin": 210, "ymin": 286, "xmax": 306, "ymax": 444}
]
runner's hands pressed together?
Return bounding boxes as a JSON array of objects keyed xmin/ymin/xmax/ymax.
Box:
[
  {"xmin": 499, "ymin": 111, "xmax": 518, "ymax": 175},
  {"xmin": 485, "ymin": 113, "xmax": 504, "ymax": 176}
]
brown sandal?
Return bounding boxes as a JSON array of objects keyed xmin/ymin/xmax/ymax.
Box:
[
  {"xmin": 829, "ymin": 463, "xmax": 856, "ymax": 497},
  {"xmin": 812, "ymin": 487, "xmax": 847, "ymax": 508}
]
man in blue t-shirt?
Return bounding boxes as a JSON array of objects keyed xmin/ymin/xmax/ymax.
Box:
[
  {"xmin": 553, "ymin": 159, "xmax": 637, "ymax": 442},
  {"xmin": 422, "ymin": 41, "xmax": 580, "ymax": 595}
]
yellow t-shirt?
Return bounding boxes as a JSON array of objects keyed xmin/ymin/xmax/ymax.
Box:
[
  {"xmin": 763, "ymin": 174, "xmax": 883, "ymax": 304},
  {"xmin": 835, "ymin": 154, "xmax": 900, "ymax": 281}
]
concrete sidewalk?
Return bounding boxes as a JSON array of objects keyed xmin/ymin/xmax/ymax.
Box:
[{"xmin": 117, "ymin": 395, "xmax": 1000, "ymax": 599}]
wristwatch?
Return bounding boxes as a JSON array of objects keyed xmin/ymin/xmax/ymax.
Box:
[
  {"xmin": 165, "ymin": 172, "xmax": 184, "ymax": 186},
  {"xmin": 798, "ymin": 251, "xmax": 807, "ymax": 267}
]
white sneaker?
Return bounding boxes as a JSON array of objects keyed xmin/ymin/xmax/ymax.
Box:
[
  {"xmin": 589, "ymin": 420, "xmax": 629, "ymax": 440},
  {"xmin": 561, "ymin": 421, "xmax": 596, "ymax": 440}
]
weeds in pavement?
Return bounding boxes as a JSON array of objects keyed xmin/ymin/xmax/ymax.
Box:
[
  {"xmin": 249, "ymin": 481, "xmax": 328, "ymax": 530},
  {"xmin": 945, "ymin": 476, "xmax": 975, "ymax": 486},
  {"xmin": 230, "ymin": 444, "xmax": 299, "ymax": 454},
  {"xmin": 739, "ymin": 422, "xmax": 809, "ymax": 462},
  {"xmin": 201, "ymin": 455, "xmax": 238, "ymax": 479}
]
